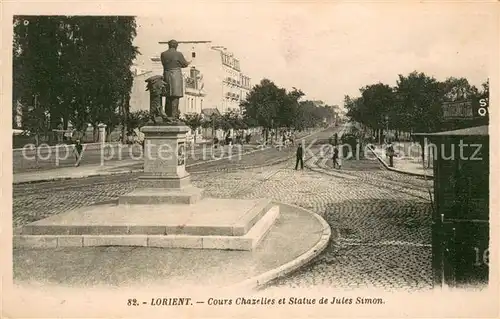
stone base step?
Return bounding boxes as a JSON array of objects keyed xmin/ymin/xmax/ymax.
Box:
[
  {"xmin": 20, "ymin": 198, "xmax": 273, "ymax": 237},
  {"xmin": 118, "ymin": 186, "xmax": 204, "ymax": 205},
  {"xmin": 14, "ymin": 206, "xmax": 280, "ymax": 251}
]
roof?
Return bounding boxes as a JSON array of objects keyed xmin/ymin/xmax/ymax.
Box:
[
  {"xmin": 413, "ymin": 125, "xmax": 488, "ymax": 137},
  {"xmin": 201, "ymin": 108, "xmax": 220, "ymax": 116}
]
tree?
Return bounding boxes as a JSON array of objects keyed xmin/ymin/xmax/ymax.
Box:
[
  {"xmin": 241, "ymin": 79, "xmax": 282, "ymax": 142},
  {"xmin": 360, "ymin": 83, "xmax": 394, "ymax": 132},
  {"xmin": 12, "ymin": 16, "xmax": 139, "ymax": 143},
  {"xmin": 441, "ymin": 77, "xmax": 478, "ymax": 102},
  {"xmin": 13, "ymin": 17, "xmax": 63, "ymax": 142},
  {"xmin": 345, "ymin": 71, "xmax": 490, "ymax": 141},
  {"xmin": 74, "ymin": 17, "xmax": 139, "ymax": 141},
  {"xmin": 276, "ymin": 87, "xmax": 304, "ymax": 128},
  {"xmin": 395, "ymin": 71, "xmax": 443, "ymax": 133},
  {"xmin": 345, "ymin": 95, "xmax": 362, "ymax": 124},
  {"xmin": 219, "ymin": 110, "xmax": 243, "ymax": 136},
  {"xmin": 481, "ymin": 79, "xmax": 489, "ymax": 99},
  {"xmin": 201, "ymin": 113, "xmax": 223, "ymax": 139},
  {"xmin": 241, "ymin": 79, "xmax": 315, "ymax": 141},
  {"xmin": 182, "ymin": 113, "xmax": 203, "ymax": 143}
]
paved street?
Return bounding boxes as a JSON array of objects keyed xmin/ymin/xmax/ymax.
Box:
[
  {"xmin": 13, "ymin": 125, "xmax": 433, "ymax": 291},
  {"xmin": 13, "ymin": 128, "xmax": 331, "ymax": 228}
]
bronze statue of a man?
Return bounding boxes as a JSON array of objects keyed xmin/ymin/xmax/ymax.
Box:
[{"xmin": 160, "ymin": 39, "xmax": 191, "ymax": 120}]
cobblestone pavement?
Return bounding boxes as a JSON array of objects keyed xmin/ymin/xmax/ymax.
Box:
[
  {"xmin": 304, "ymin": 146, "xmax": 434, "ymax": 202},
  {"xmin": 13, "ymin": 127, "xmax": 433, "ymax": 291}
]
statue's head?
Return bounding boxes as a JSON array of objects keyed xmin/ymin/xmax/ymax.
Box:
[{"xmin": 168, "ymin": 39, "xmax": 178, "ymax": 49}]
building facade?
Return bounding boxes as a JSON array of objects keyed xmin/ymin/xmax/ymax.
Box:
[
  {"xmin": 129, "ymin": 66, "xmax": 152, "ymax": 112},
  {"xmin": 152, "ymin": 43, "xmax": 252, "ymax": 115}
]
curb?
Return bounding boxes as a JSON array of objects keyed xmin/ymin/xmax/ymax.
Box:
[
  {"xmin": 13, "ymin": 130, "xmax": 324, "ymax": 185},
  {"xmin": 226, "ymin": 202, "xmax": 331, "ymax": 291},
  {"xmin": 367, "ymin": 146, "xmax": 434, "ymax": 180}
]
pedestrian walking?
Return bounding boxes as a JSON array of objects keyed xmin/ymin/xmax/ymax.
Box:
[
  {"xmin": 295, "ymin": 144, "xmax": 304, "ymax": 170},
  {"xmin": 74, "ymin": 139, "xmax": 83, "ymax": 167},
  {"xmin": 332, "ymin": 146, "xmax": 339, "ymax": 169},
  {"xmin": 386, "ymin": 142, "xmax": 395, "ymax": 167}
]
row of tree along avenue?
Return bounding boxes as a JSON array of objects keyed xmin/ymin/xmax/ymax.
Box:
[
  {"xmin": 344, "ymin": 71, "xmax": 489, "ymax": 143},
  {"xmin": 13, "ymin": 16, "xmax": 337, "ymax": 147},
  {"xmin": 132, "ymin": 78, "xmax": 338, "ymax": 145},
  {"xmin": 13, "ymin": 16, "xmax": 139, "ymax": 146},
  {"xmin": 179, "ymin": 79, "xmax": 339, "ymax": 144},
  {"xmin": 240, "ymin": 79, "xmax": 338, "ymax": 142}
]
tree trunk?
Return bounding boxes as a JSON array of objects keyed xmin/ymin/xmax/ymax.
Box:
[
  {"xmin": 34, "ymin": 132, "xmax": 40, "ymax": 168},
  {"xmin": 62, "ymin": 116, "xmax": 69, "ymax": 141},
  {"xmin": 419, "ymin": 137, "xmax": 425, "ymax": 165},
  {"xmin": 106, "ymin": 126, "xmax": 112, "ymax": 142},
  {"xmin": 121, "ymin": 95, "xmax": 129, "ymax": 144}
]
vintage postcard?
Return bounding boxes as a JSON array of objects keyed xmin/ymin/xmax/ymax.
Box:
[{"xmin": 1, "ymin": 1, "xmax": 499, "ymax": 318}]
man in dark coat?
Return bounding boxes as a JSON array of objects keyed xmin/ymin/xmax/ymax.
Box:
[
  {"xmin": 295, "ymin": 144, "xmax": 304, "ymax": 170},
  {"xmin": 74, "ymin": 139, "xmax": 83, "ymax": 167},
  {"xmin": 386, "ymin": 142, "xmax": 395, "ymax": 167},
  {"xmin": 160, "ymin": 39, "xmax": 191, "ymax": 119},
  {"xmin": 332, "ymin": 146, "xmax": 339, "ymax": 169}
]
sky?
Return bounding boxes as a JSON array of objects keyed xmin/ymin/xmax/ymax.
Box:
[{"xmin": 131, "ymin": 1, "xmax": 497, "ymax": 108}]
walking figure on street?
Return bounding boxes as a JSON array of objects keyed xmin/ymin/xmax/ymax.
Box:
[
  {"xmin": 74, "ymin": 140, "xmax": 83, "ymax": 167},
  {"xmin": 295, "ymin": 143, "xmax": 304, "ymax": 170},
  {"xmin": 332, "ymin": 146, "xmax": 339, "ymax": 169},
  {"xmin": 386, "ymin": 142, "xmax": 395, "ymax": 167}
]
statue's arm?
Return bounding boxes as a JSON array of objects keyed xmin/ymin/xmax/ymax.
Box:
[{"xmin": 179, "ymin": 53, "xmax": 191, "ymax": 68}]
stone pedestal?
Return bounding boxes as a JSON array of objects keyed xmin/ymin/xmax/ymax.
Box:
[{"xmin": 119, "ymin": 125, "xmax": 204, "ymax": 205}]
